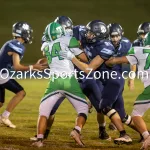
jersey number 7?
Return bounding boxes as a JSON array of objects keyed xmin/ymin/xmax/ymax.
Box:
[{"xmin": 143, "ymin": 49, "xmax": 150, "ymax": 70}]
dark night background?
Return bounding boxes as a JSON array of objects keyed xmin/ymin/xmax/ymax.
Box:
[{"xmin": 0, "ymin": 0, "xmax": 150, "ymax": 63}]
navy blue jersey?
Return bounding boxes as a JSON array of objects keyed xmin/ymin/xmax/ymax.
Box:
[
  {"xmin": 0, "ymin": 39, "xmax": 25, "ymax": 71},
  {"xmin": 112, "ymin": 37, "xmax": 131, "ymax": 72},
  {"xmin": 82, "ymin": 40, "xmax": 114, "ymax": 68},
  {"xmin": 132, "ymin": 38, "xmax": 144, "ymax": 47},
  {"xmin": 73, "ymin": 25, "xmax": 114, "ymax": 80},
  {"xmin": 81, "ymin": 40, "xmax": 115, "ymax": 84}
]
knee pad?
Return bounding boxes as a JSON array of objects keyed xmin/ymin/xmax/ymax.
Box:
[
  {"xmin": 101, "ymin": 107, "xmax": 117, "ymax": 118},
  {"xmin": 122, "ymin": 114, "xmax": 132, "ymax": 125},
  {"xmin": 78, "ymin": 113, "xmax": 87, "ymax": 121}
]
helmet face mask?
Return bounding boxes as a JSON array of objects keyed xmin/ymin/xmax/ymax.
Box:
[{"xmin": 12, "ymin": 22, "xmax": 33, "ymax": 44}]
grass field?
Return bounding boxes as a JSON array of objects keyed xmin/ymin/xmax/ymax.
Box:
[{"xmin": 0, "ymin": 79, "xmax": 149, "ymax": 150}]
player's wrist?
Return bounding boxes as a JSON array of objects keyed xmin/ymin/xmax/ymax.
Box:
[{"xmin": 29, "ymin": 65, "xmax": 33, "ymax": 70}]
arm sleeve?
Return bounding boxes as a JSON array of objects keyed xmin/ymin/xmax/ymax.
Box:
[
  {"xmin": 126, "ymin": 55, "xmax": 138, "ymax": 65},
  {"xmin": 126, "ymin": 47, "xmax": 138, "ymax": 65},
  {"xmin": 70, "ymin": 48, "xmax": 83, "ymax": 56}
]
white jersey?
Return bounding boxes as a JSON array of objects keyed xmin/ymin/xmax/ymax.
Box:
[
  {"xmin": 41, "ymin": 36, "xmax": 83, "ymax": 76},
  {"xmin": 126, "ymin": 46, "xmax": 150, "ymax": 88}
]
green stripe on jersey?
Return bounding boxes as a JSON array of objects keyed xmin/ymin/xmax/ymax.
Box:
[
  {"xmin": 127, "ymin": 47, "xmax": 135, "ymax": 55},
  {"xmin": 136, "ymin": 85, "xmax": 150, "ymax": 101},
  {"xmin": 69, "ymin": 37, "xmax": 80, "ymax": 48}
]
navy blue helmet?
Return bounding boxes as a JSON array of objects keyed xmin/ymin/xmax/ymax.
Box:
[
  {"xmin": 12, "ymin": 21, "xmax": 33, "ymax": 44},
  {"xmin": 86, "ymin": 20, "xmax": 108, "ymax": 43},
  {"xmin": 54, "ymin": 16, "xmax": 73, "ymax": 36},
  {"xmin": 137, "ymin": 22, "xmax": 150, "ymax": 36},
  {"xmin": 107, "ymin": 23, "xmax": 124, "ymax": 37}
]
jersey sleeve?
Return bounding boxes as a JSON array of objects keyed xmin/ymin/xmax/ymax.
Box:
[
  {"xmin": 8, "ymin": 42, "xmax": 24, "ymax": 56},
  {"xmin": 126, "ymin": 55, "xmax": 138, "ymax": 65},
  {"xmin": 97, "ymin": 43, "xmax": 114, "ymax": 60},
  {"xmin": 126, "ymin": 47, "xmax": 138, "ymax": 65},
  {"xmin": 68, "ymin": 37, "xmax": 80, "ymax": 48},
  {"xmin": 70, "ymin": 48, "xmax": 83, "ymax": 56}
]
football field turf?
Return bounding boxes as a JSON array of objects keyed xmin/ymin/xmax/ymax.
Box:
[{"xmin": 0, "ymin": 79, "xmax": 149, "ymax": 150}]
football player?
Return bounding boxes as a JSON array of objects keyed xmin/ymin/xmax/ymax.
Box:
[
  {"xmin": 106, "ymin": 31, "xmax": 150, "ymax": 150},
  {"xmin": 0, "ymin": 22, "xmax": 45, "ymax": 128},
  {"xmin": 32, "ymin": 22, "xmax": 88, "ymax": 147},
  {"xmin": 60, "ymin": 20, "xmax": 133, "ymax": 145},
  {"xmin": 132, "ymin": 22, "xmax": 150, "ymax": 47},
  {"xmin": 107, "ymin": 23, "xmax": 135, "ymax": 130},
  {"xmin": 73, "ymin": 24, "xmax": 110, "ymax": 140},
  {"xmin": 30, "ymin": 16, "xmax": 88, "ymax": 142}
]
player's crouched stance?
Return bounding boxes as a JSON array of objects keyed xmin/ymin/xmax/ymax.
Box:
[
  {"xmin": 0, "ymin": 22, "xmax": 46, "ymax": 128},
  {"xmin": 32, "ymin": 22, "xmax": 88, "ymax": 147}
]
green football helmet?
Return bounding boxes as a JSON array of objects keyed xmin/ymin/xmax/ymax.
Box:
[
  {"xmin": 144, "ymin": 32, "xmax": 150, "ymax": 46},
  {"xmin": 45, "ymin": 22, "xmax": 64, "ymax": 41}
]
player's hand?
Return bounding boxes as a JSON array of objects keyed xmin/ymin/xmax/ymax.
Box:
[
  {"xmin": 32, "ymin": 64, "xmax": 47, "ymax": 71},
  {"xmin": 59, "ymin": 49, "xmax": 75, "ymax": 60},
  {"xmin": 128, "ymin": 79, "xmax": 135, "ymax": 91}
]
